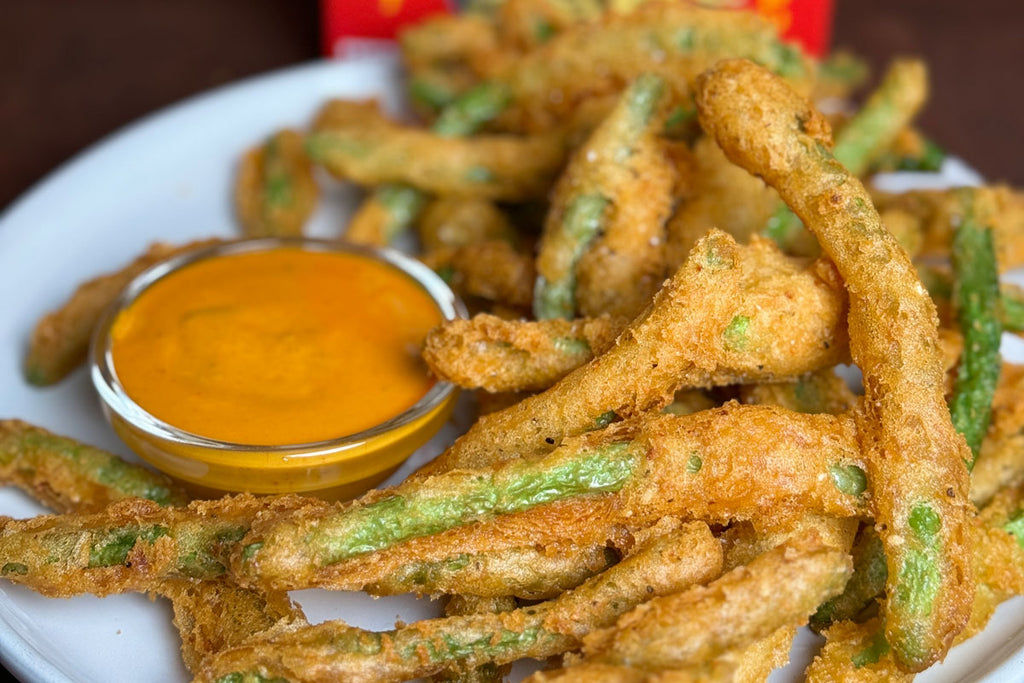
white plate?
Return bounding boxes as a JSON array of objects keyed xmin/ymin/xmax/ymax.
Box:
[{"xmin": 0, "ymin": 54, "xmax": 1022, "ymax": 682}]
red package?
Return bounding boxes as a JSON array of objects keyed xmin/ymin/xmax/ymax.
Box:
[
  {"xmin": 321, "ymin": 0, "xmax": 455, "ymax": 58},
  {"xmin": 320, "ymin": 0, "xmax": 834, "ymax": 59}
]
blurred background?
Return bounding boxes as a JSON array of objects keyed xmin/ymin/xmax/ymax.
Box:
[{"xmin": 1, "ymin": 0, "xmax": 1022, "ymax": 211}]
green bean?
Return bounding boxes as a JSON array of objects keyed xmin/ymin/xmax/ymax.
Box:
[
  {"xmin": 0, "ymin": 420, "xmax": 189, "ymax": 512},
  {"xmin": 834, "ymin": 59, "xmax": 929, "ymax": 175},
  {"xmin": 239, "ymin": 441, "xmax": 636, "ymax": 578},
  {"xmin": 809, "ymin": 527, "xmax": 887, "ymax": 631},
  {"xmin": 241, "ymin": 405, "xmax": 867, "ymax": 592},
  {"xmin": 950, "ymin": 188, "xmax": 1003, "ymax": 467},
  {"xmin": 491, "ymin": 3, "xmax": 815, "ymax": 133},
  {"xmin": 234, "ymin": 130, "xmax": 318, "ymax": 238},
  {"xmin": 697, "ymin": 59, "xmax": 972, "ymax": 672},
  {"xmin": 342, "ymin": 83, "xmax": 511, "ymax": 246},
  {"xmin": 533, "ymin": 73, "xmax": 666, "ymax": 319},
  {"xmin": 0, "ymin": 421, "xmax": 309, "ymax": 675},
  {"xmin": 196, "ymin": 523, "xmax": 723, "ymax": 683},
  {"xmin": 762, "ymin": 59, "xmax": 929, "ymax": 254},
  {"xmin": 1001, "ymin": 283, "xmax": 1024, "ymax": 332}
]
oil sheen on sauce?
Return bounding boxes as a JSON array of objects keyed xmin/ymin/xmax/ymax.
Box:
[{"xmin": 110, "ymin": 248, "xmax": 442, "ymax": 446}]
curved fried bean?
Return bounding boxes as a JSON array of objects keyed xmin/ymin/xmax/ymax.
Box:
[
  {"xmin": 423, "ymin": 230, "xmax": 848, "ymax": 473},
  {"xmin": 763, "ymin": 58, "xmax": 929, "ymax": 255},
  {"xmin": 696, "ymin": 59, "xmax": 972, "ymax": 670},
  {"xmin": 533, "ymin": 73, "xmax": 670, "ymax": 320},
  {"xmin": 309, "ymin": 98, "xmax": 560, "ymax": 202},
  {"xmin": 423, "ymin": 314, "xmax": 625, "ymax": 393},
  {"xmin": 234, "ymin": 129, "xmax": 318, "ymax": 238},
  {"xmin": 24, "ymin": 239, "xmax": 222, "ymax": 385},
  {"xmin": 580, "ymin": 533, "xmax": 852, "ymax": 670},
  {"xmin": 949, "ymin": 188, "xmax": 1003, "ymax": 467}
]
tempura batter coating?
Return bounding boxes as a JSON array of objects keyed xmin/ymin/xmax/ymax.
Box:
[
  {"xmin": 196, "ymin": 523, "xmax": 722, "ymax": 683},
  {"xmin": 533, "ymin": 73, "xmax": 671, "ymax": 320},
  {"xmin": 308, "ymin": 99, "xmax": 566, "ymax": 201},
  {"xmin": 970, "ymin": 363, "xmax": 1024, "ymax": 506},
  {"xmin": 235, "ymin": 405, "xmax": 867, "ymax": 592},
  {"xmin": 581, "ymin": 533, "xmax": 852, "ymax": 670},
  {"xmin": 423, "ymin": 314, "xmax": 625, "ymax": 393},
  {"xmin": 422, "ymin": 241, "xmax": 535, "ymax": 310},
  {"xmin": 486, "ymin": 2, "xmax": 815, "ymax": 133},
  {"xmin": 696, "ymin": 59, "xmax": 972, "ymax": 671},
  {"xmin": 234, "ymin": 129, "xmax": 318, "ymax": 238},
  {"xmin": 422, "ymin": 230, "xmax": 849, "ymax": 473},
  {"xmin": 0, "ymin": 419, "xmax": 189, "ymax": 512}
]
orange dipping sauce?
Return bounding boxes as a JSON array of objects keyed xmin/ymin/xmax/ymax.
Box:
[{"xmin": 110, "ymin": 247, "xmax": 442, "ymax": 446}]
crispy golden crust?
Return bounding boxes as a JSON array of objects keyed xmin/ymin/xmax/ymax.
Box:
[
  {"xmin": 696, "ymin": 59, "xmax": 972, "ymax": 670},
  {"xmin": 24, "ymin": 239, "xmax": 222, "ymax": 385},
  {"xmin": 582, "ymin": 533, "xmax": 852, "ymax": 670},
  {"xmin": 422, "ymin": 231, "xmax": 849, "ymax": 474},
  {"xmin": 163, "ymin": 579, "xmax": 306, "ymax": 674},
  {"xmin": 421, "ymin": 241, "xmax": 536, "ymax": 310},
  {"xmin": 310, "ymin": 99, "xmax": 566, "ymax": 201},
  {"xmin": 423, "ymin": 314, "xmax": 626, "ymax": 393},
  {"xmin": 969, "ymin": 363, "xmax": 1024, "ymax": 506},
  {"xmin": 234, "ymin": 129, "xmax": 318, "ymax": 238},
  {"xmin": 665, "ymin": 136, "xmax": 782, "ymax": 268}
]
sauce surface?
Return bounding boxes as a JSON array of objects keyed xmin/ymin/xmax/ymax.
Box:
[{"xmin": 110, "ymin": 248, "xmax": 442, "ymax": 445}]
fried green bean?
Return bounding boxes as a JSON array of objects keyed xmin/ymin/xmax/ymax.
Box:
[
  {"xmin": 340, "ymin": 83, "xmax": 511, "ymax": 246},
  {"xmin": 346, "ymin": 185, "xmax": 428, "ymax": 246},
  {"xmin": 0, "ymin": 495, "xmax": 322, "ymax": 598},
  {"xmin": 431, "ymin": 595, "xmax": 517, "ymax": 683},
  {"xmin": 0, "ymin": 419, "xmax": 189, "ymax": 512},
  {"xmin": 24, "ymin": 238, "xmax": 222, "ymax": 385},
  {"xmin": 237, "ymin": 405, "xmax": 867, "ymax": 592},
  {"xmin": 423, "ymin": 314, "xmax": 625, "ymax": 393},
  {"xmin": 697, "ymin": 59, "xmax": 972, "ymax": 671},
  {"xmin": 949, "ymin": 188, "xmax": 1003, "ymax": 467},
  {"xmin": 307, "ymin": 112, "xmax": 564, "ymax": 202},
  {"xmin": 422, "ymin": 241, "xmax": 535, "ymax": 310},
  {"xmin": 533, "ymin": 73, "xmax": 669, "ymax": 319},
  {"xmin": 970, "ymin": 363, "xmax": 1024, "ymax": 506},
  {"xmin": 0, "ymin": 426, "xmax": 307, "ymax": 674},
  {"xmin": 579, "ymin": 532, "xmax": 852, "ymax": 671},
  {"xmin": 234, "ymin": 129, "xmax": 318, "ymax": 237},
  {"xmin": 423, "ymin": 230, "xmax": 849, "ymax": 473},
  {"xmin": 199, "ymin": 522, "xmax": 722, "ymax": 683},
  {"xmin": 487, "ymin": 2, "xmax": 815, "ymax": 133},
  {"xmin": 872, "ymin": 184, "xmax": 1024, "ymax": 272},
  {"xmin": 764, "ymin": 58, "xmax": 929, "ymax": 254},
  {"xmin": 809, "ymin": 526, "xmax": 887, "ymax": 632},
  {"xmin": 417, "ymin": 197, "xmax": 517, "ymax": 251}
]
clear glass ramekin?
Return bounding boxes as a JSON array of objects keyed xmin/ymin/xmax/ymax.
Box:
[{"xmin": 90, "ymin": 237, "xmax": 464, "ymax": 500}]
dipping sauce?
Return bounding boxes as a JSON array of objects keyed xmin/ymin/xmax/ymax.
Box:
[{"xmin": 109, "ymin": 247, "xmax": 443, "ymax": 445}]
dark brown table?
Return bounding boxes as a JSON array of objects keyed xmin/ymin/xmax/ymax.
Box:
[{"xmin": 1, "ymin": 1, "xmax": 1022, "ymax": 680}]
